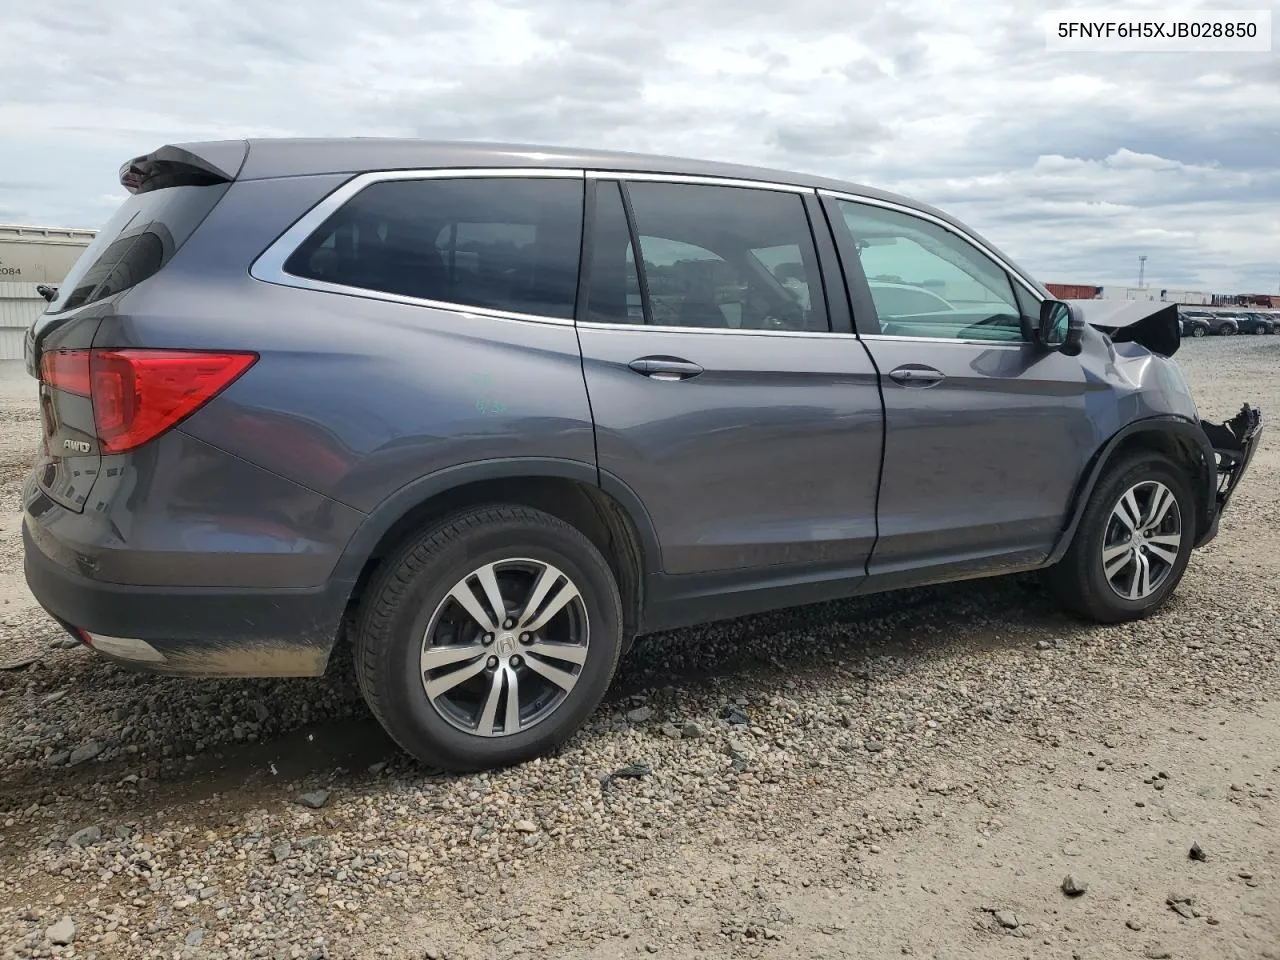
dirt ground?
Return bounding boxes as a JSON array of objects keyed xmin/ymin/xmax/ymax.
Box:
[{"xmin": 0, "ymin": 338, "xmax": 1276, "ymax": 960}]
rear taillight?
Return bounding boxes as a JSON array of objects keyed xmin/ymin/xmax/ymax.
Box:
[
  {"xmin": 40, "ymin": 348, "xmax": 257, "ymax": 453},
  {"xmin": 40, "ymin": 350, "xmax": 92, "ymax": 397}
]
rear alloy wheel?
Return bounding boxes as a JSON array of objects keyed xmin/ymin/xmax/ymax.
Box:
[
  {"xmin": 422, "ymin": 558, "xmax": 590, "ymax": 738},
  {"xmin": 1221, "ymin": 325, "xmax": 1237, "ymax": 336},
  {"xmin": 1047, "ymin": 454, "xmax": 1194, "ymax": 623},
  {"xmin": 354, "ymin": 505, "xmax": 623, "ymax": 771}
]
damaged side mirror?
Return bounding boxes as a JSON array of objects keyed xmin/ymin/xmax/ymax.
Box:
[{"xmin": 1035, "ymin": 299, "xmax": 1085, "ymax": 357}]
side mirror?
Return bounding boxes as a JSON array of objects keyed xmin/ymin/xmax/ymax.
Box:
[{"xmin": 1036, "ymin": 299, "xmax": 1085, "ymax": 356}]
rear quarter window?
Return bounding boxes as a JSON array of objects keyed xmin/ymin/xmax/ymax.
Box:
[{"xmin": 282, "ymin": 177, "xmax": 584, "ymax": 320}]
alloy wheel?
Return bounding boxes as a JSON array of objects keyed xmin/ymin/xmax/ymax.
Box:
[
  {"xmin": 420, "ymin": 559, "xmax": 590, "ymax": 737},
  {"xmin": 1100, "ymin": 480, "xmax": 1182, "ymax": 601}
]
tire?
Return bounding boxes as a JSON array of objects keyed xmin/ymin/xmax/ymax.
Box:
[
  {"xmin": 353, "ymin": 505, "xmax": 624, "ymax": 771},
  {"xmin": 1254, "ymin": 326, "xmax": 1266, "ymax": 335},
  {"xmin": 1220, "ymin": 325, "xmax": 1236, "ymax": 336},
  {"xmin": 1191, "ymin": 325, "xmax": 1207, "ymax": 338},
  {"xmin": 1047, "ymin": 454, "xmax": 1195, "ymax": 624}
]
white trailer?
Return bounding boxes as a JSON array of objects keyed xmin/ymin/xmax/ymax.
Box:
[
  {"xmin": 0, "ymin": 224, "xmax": 97, "ymax": 360},
  {"xmin": 1097, "ymin": 286, "xmax": 1157, "ymax": 301},
  {"xmin": 1157, "ymin": 289, "xmax": 1213, "ymax": 305}
]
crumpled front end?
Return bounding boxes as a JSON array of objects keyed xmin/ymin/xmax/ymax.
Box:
[{"xmin": 1198, "ymin": 404, "xmax": 1264, "ymax": 541}]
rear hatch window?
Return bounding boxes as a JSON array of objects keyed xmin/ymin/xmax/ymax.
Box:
[
  {"xmin": 31, "ymin": 146, "xmax": 238, "ymax": 513},
  {"xmin": 45, "ymin": 182, "xmax": 231, "ymax": 315}
]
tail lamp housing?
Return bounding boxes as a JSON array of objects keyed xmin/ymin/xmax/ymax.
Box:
[{"xmin": 39, "ymin": 348, "xmax": 258, "ymax": 453}]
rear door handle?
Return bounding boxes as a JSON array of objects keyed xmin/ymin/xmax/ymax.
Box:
[
  {"xmin": 888, "ymin": 365, "xmax": 945, "ymax": 387},
  {"xmin": 628, "ymin": 356, "xmax": 704, "ymax": 381}
]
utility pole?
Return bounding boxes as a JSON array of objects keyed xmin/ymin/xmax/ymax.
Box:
[{"xmin": 1137, "ymin": 255, "xmax": 1147, "ymax": 289}]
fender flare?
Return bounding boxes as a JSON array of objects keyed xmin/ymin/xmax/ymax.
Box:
[
  {"xmin": 328, "ymin": 457, "xmax": 663, "ymax": 587},
  {"xmin": 1046, "ymin": 416, "xmax": 1217, "ymax": 565}
]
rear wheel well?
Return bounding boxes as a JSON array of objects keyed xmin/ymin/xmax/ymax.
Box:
[
  {"xmin": 342, "ymin": 477, "xmax": 645, "ymax": 645},
  {"xmin": 1097, "ymin": 429, "xmax": 1212, "ymax": 541}
]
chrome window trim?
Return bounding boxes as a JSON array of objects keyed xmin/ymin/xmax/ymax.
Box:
[
  {"xmin": 576, "ymin": 320, "xmax": 858, "ymax": 340},
  {"xmin": 254, "ymin": 280, "xmax": 576, "ymax": 327},
  {"xmin": 818, "ymin": 189, "xmax": 1046, "ymax": 302},
  {"xmin": 586, "ymin": 170, "xmax": 812, "ymax": 194},
  {"xmin": 249, "ymin": 167, "xmax": 586, "ymax": 327},
  {"xmin": 860, "ymin": 333, "xmax": 1028, "ymax": 349}
]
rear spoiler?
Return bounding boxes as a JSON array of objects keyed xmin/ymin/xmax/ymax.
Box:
[
  {"xmin": 1063, "ymin": 298, "xmax": 1181, "ymax": 358},
  {"xmin": 119, "ymin": 141, "xmax": 248, "ymax": 195}
]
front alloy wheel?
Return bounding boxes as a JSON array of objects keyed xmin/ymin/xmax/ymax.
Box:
[
  {"xmin": 1047, "ymin": 454, "xmax": 1194, "ymax": 623},
  {"xmin": 1100, "ymin": 480, "xmax": 1182, "ymax": 601}
]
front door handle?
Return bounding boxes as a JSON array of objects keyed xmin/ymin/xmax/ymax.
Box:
[
  {"xmin": 888, "ymin": 365, "xmax": 945, "ymax": 387},
  {"xmin": 628, "ymin": 356, "xmax": 704, "ymax": 381}
]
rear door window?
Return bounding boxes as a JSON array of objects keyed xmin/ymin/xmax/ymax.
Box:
[
  {"xmin": 583, "ymin": 180, "xmax": 830, "ymax": 332},
  {"xmin": 284, "ymin": 177, "xmax": 584, "ymax": 320}
]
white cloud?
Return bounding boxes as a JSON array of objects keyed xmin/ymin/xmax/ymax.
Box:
[{"xmin": 1, "ymin": 0, "xmax": 1277, "ymax": 291}]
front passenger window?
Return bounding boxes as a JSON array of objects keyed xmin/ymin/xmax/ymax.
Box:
[{"xmin": 838, "ymin": 200, "xmax": 1026, "ymax": 341}]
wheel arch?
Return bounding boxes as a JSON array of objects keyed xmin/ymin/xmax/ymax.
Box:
[
  {"xmin": 1047, "ymin": 417, "xmax": 1217, "ymax": 564},
  {"xmin": 330, "ymin": 459, "xmax": 659, "ymax": 648}
]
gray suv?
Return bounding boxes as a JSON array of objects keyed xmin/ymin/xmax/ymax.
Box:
[{"xmin": 22, "ymin": 139, "xmax": 1263, "ymax": 771}]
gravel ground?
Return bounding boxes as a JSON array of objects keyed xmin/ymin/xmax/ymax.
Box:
[{"xmin": 0, "ymin": 337, "xmax": 1277, "ymax": 960}]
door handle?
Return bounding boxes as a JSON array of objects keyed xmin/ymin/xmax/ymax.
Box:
[
  {"xmin": 888, "ymin": 366, "xmax": 945, "ymax": 387},
  {"xmin": 628, "ymin": 357, "xmax": 704, "ymax": 381}
]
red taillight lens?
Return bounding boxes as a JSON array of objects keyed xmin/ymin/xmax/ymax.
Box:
[
  {"xmin": 91, "ymin": 350, "xmax": 258, "ymax": 453},
  {"xmin": 41, "ymin": 348, "xmax": 257, "ymax": 454},
  {"xmin": 40, "ymin": 350, "xmax": 92, "ymax": 397}
]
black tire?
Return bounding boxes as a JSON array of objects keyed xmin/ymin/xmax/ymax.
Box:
[
  {"xmin": 353, "ymin": 505, "xmax": 624, "ymax": 771},
  {"xmin": 1191, "ymin": 325, "xmax": 1207, "ymax": 338},
  {"xmin": 1220, "ymin": 324, "xmax": 1236, "ymax": 336},
  {"xmin": 1047, "ymin": 454, "xmax": 1195, "ymax": 624}
]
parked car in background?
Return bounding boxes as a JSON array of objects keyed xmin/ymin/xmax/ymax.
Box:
[
  {"xmin": 21, "ymin": 138, "xmax": 1264, "ymax": 772},
  {"xmin": 1182, "ymin": 311, "xmax": 1238, "ymax": 336},
  {"xmin": 1237, "ymin": 312, "xmax": 1276, "ymax": 335},
  {"xmin": 1179, "ymin": 311, "xmax": 1212, "ymax": 338}
]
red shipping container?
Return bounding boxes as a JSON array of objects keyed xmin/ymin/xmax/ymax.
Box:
[{"xmin": 1045, "ymin": 283, "xmax": 1099, "ymax": 300}]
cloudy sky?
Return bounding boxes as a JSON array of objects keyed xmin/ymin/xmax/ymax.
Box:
[{"xmin": 4, "ymin": 0, "xmax": 1278, "ymax": 293}]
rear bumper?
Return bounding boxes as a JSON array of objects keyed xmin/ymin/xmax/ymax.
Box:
[
  {"xmin": 23, "ymin": 521, "xmax": 353, "ymax": 677},
  {"xmin": 1195, "ymin": 404, "xmax": 1264, "ymax": 545}
]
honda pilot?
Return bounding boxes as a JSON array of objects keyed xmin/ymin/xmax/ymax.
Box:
[{"xmin": 22, "ymin": 139, "xmax": 1263, "ymax": 771}]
